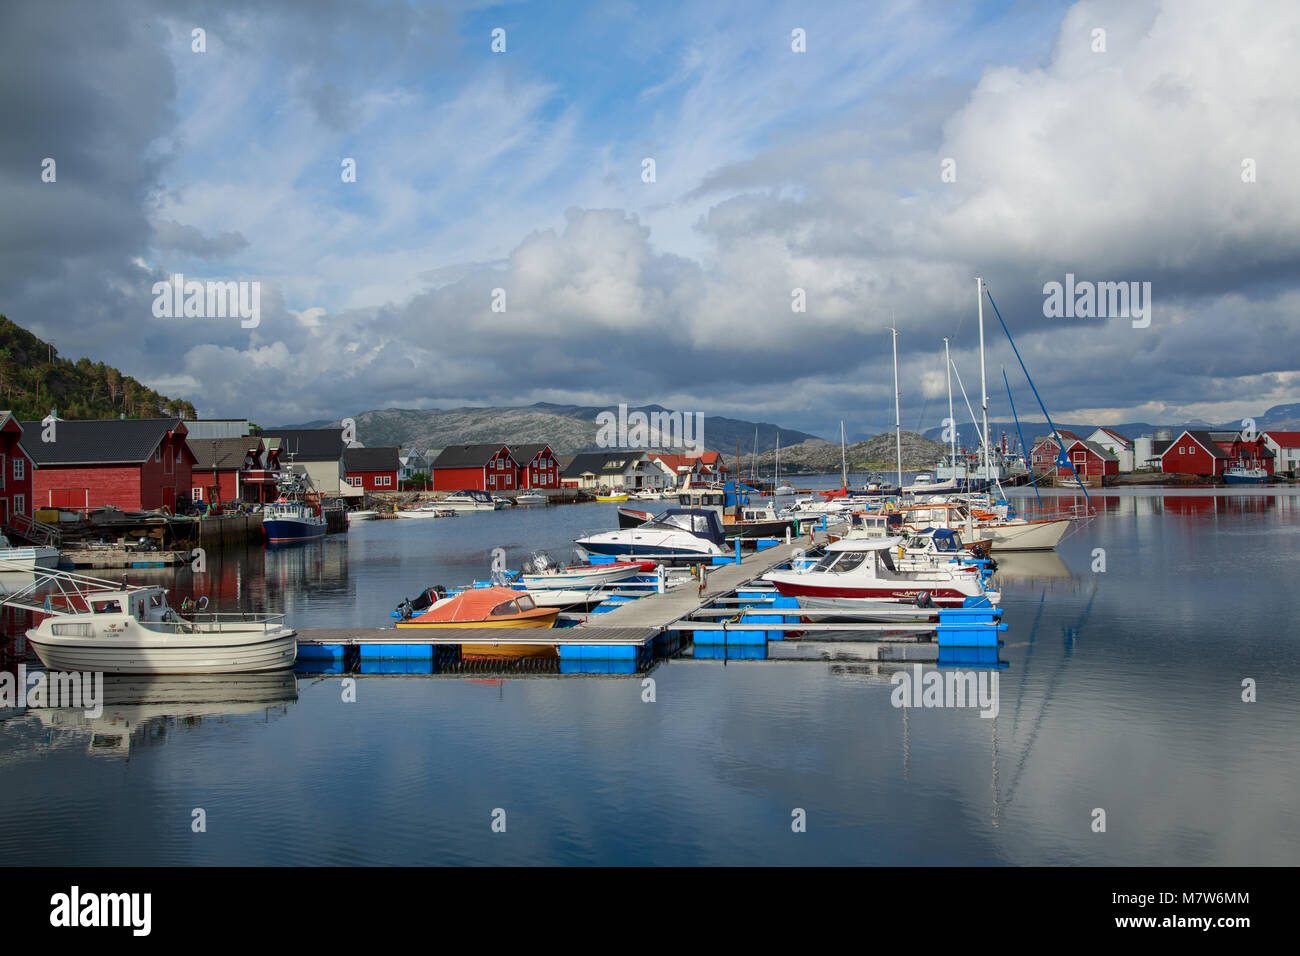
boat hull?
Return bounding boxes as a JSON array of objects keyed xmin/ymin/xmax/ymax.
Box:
[
  {"xmin": 578, "ymin": 539, "xmax": 719, "ymax": 558},
  {"xmin": 26, "ymin": 629, "xmax": 298, "ymax": 675},
  {"xmin": 263, "ymin": 517, "xmax": 326, "ymax": 543},
  {"xmin": 770, "ymin": 580, "xmax": 976, "ymax": 606},
  {"xmin": 980, "ymin": 519, "xmax": 1069, "ymax": 551},
  {"xmin": 396, "ymin": 611, "xmax": 559, "ymax": 629},
  {"xmin": 0, "ymin": 546, "xmax": 60, "ymax": 571},
  {"xmin": 521, "ymin": 565, "xmax": 641, "ymax": 589}
]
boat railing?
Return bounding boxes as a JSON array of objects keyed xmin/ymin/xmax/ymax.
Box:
[{"xmin": 138, "ymin": 612, "xmax": 288, "ymax": 635}]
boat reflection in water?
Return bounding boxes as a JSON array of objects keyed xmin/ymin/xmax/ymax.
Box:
[
  {"xmin": 990, "ymin": 550, "xmax": 1074, "ymax": 586},
  {"xmin": 11, "ymin": 671, "xmax": 298, "ymax": 759}
]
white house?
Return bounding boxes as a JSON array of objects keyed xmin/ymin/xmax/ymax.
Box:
[
  {"xmin": 1262, "ymin": 431, "xmax": 1300, "ymax": 477},
  {"xmin": 1086, "ymin": 427, "xmax": 1135, "ymax": 472}
]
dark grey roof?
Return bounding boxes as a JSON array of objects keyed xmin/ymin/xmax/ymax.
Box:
[
  {"xmin": 431, "ymin": 443, "xmax": 514, "ymax": 468},
  {"xmin": 344, "ymin": 446, "xmax": 401, "ymax": 472},
  {"xmin": 562, "ymin": 451, "xmax": 642, "ymax": 478},
  {"xmin": 1152, "ymin": 440, "xmax": 1173, "ymax": 457},
  {"xmin": 192, "ymin": 437, "xmax": 262, "ymax": 470},
  {"xmin": 20, "ymin": 418, "xmax": 188, "ymax": 466},
  {"xmin": 257, "ymin": 428, "xmax": 345, "ymax": 462},
  {"xmin": 508, "ymin": 443, "xmax": 552, "ymax": 463},
  {"xmin": 1080, "ymin": 440, "xmax": 1118, "ymax": 462}
]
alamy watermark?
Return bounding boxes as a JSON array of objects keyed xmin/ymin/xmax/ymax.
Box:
[
  {"xmin": 1, "ymin": 665, "xmax": 104, "ymax": 718},
  {"xmin": 152, "ymin": 273, "xmax": 261, "ymax": 328},
  {"xmin": 890, "ymin": 664, "xmax": 999, "ymax": 718},
  {"xmin": 1042, "ymin": 273, "xmax": 1151, "ymax": 328},
  {"xmin": 595, "ymin": 403, "xmax": 704, "ymax": 452}
]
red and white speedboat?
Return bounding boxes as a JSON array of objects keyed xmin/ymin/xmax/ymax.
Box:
[
  {"xmin": 518, "ymin": 551, "xmax": 652, "ymax": 590},
  {"xmin": 765, "ymin": 537, "xmax": 999, "ymax": 608}
]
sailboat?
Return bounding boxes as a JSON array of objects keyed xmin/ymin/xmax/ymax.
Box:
[{"xmin": 775, "ymin": 433, "xmax": 794, "ymax": 495}]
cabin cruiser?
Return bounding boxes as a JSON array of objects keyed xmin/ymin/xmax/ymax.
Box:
[
  {"xmin": 514, "ymin": 492, "xmax": 546, "ymax": 505},
  {"xmin": 439, "ymin": 489, "xmax": 506, "ymax": 511},
  {"xmin": 346, "ymin": 509, "xmax": 378, "ymax": 521},
  {"xmin": 576, "ymin": 508, "xmax": 727, "ymax": 558},
  {"xmin": 396, "ymin": 503, "xmax": 456, "ymax": 518},
  {"xmin": 676, "ymin": 486, "xmax": 794, "ymax": 539},
  {"xmin": 765, "ymin": 537, "xmax": 999, "ymax": 607},
  {"xmin": 8, "ymin": 568, "xmax": 296, "ymax": 674}
]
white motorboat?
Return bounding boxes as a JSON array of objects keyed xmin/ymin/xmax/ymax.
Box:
[
  {"xmin": 439, "ymin": 489, "xmax": 505, "ymax": 511},
  {"xmin": 346, "ymin": 509, "xmax": 378, "ymax": 521},
  {"xmin": 514, "ymin": 492, "xmax": 547, "ymax": 505},
  {"xmin": 0, "ymin": 533, "xmax": 60, "ymax": 571},
  {"xmin": 765, "ymin": 537, "xmax": 999, "ymax": 607},
  {"xmin": 396, "ymin": 503, "xmax": 455, "ymax": 518},
  {"xmin": 576, "ymin": 508, "xmax": 727, "ymax": 558},
  {"xmin": 519, "ymin": 551, "xmax": 648, "ymax": 589},
  {"xmin": 5, "ymin": 568, "xmax": 296, "ymax": 675},
  {"xmin": 775, "ymin": 484, "xmax": 797, "ymax": 496}
]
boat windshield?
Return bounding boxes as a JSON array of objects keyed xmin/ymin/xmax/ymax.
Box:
[
  {"xmin": 490, "ymin": 600, "xmax": 519, "ymax": 616},
  {"xmin": 516, "ymin": 594, "xmax": 536, "ymax": 611},
  {"xmin": 643, "ymin": 510, "xmax": 724, "ymax": 542},
  {"xmin": 91, "ymin": 600, "xmax": 122, "ymax": 613},
  {"xmin": 833, "ymin": 551, "xmax": 868, "ymax": 572}
]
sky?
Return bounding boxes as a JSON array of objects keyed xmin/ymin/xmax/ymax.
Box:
[{"xmin": 1, "ymin": 0, "xmax": 1297, "ymax": 440}]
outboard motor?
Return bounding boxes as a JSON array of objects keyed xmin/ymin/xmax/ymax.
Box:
[
  {"xmin": 398, "ymin": 599, "xmax": 414, "ymax": 621},
  {"xmin": 913, "ymin": 591, "xmax": 938, "ymax": 609}
]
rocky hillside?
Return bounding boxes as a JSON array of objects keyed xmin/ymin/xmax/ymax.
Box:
[{"xmin": 727, "ymin": 431, "xmax": 948, "ymax": 474}]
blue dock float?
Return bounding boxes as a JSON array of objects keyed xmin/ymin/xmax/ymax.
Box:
[{"xmin": 934, "ymin": 598, "xmax": 1006, "ymax": 648}]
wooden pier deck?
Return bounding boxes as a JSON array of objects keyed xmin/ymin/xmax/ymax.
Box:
[{"xmin": 589, "ymin": 530, "xmax": 830, "ymax": 630}]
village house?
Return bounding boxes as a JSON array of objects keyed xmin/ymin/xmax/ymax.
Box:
[
  {"xmin": 1029, "ymin": 430, "xmax": 1119, "ymax": 480},
  {"xmin": 20, "ymin": 417, "xmax": 196, "ymax": 512},
  {"xmin": 1159, "ymin": 429, "xmax": 1273, "ymax": 476},
  {"xmin": 1262, "ymin": 431, "xmax": 1300, "ymax": 477},
  {"xmin": 560, "ymin": 451, "xmax": 655, "ymax": 491},
  {"xmin": 0, "ymin": 412, "xmax": 36, "ymax": 526},
  {"xmin": 1086, "ymin": 427, "xmax": 1135, "ymax": 472},
  {"xmin": 190, "ymin": 435, "xmax": 281, "ymax": 507},
  {"xmin": 256, "ymin": 428, "xmax": 347, "ymax": 496},
  {"xmin": 343, "ymin": 446, "xmax": 402, "ymax": 494},
  {"xmin": 398, "ymin": 449, "xmax": 431, "ymax": 485},
  {"xmin": 430, "ymin": 444, "xmax": 520, "ymax": 492},
  {"xmin": 508, "ymin": 443, "xmax": 562, "ymax": 490}
]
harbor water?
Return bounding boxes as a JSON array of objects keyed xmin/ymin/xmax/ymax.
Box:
[{"xmin": 1, "ymin": 488, "xmax": 1298, "ymax": 865}]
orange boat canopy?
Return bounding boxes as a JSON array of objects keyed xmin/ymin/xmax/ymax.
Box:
[{"xmin": 408, "ymin": 586, "xmax": 544, "ymax": 624}]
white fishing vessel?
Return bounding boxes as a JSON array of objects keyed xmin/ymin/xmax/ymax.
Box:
[
  {"xmin": 0, "ymin": 533, "xmax": 60, "ymax": 571},
  {"xmin": 765, "ymin": 537, "xmax": 999, "ymax": 607},
  {"xmin": 4, "ymin": 567, "xmax": 296, "ymax": 674}
]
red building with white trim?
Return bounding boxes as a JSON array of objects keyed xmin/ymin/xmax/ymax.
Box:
[
  {"xmin": 0, "ymin": 412, "xmax": 36, "ymax": 525},
  {"xmin": 343, "ymin": 446, "xmax": 401, "ymax": 492},
  {"xmin": 430, "ymin": 444, "xmax": 519, "ymax": 492},
  {"xmin": 509, "ymin": 444, "xmax": 561, "ymax": 489},
  {"xmin": 1160, "ymin": 429, "xmax": 1273, "ymax": 476},
  {"xmin": 21, "ymin": 418, "xmax": 197, "ymax": 512}
]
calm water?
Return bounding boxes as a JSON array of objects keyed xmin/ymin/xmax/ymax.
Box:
[{"xmin": 2, "ymin": 488, "xmax": 1298, "ymax": 865}]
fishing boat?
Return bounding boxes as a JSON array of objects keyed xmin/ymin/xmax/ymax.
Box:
[
  {"xmin": 1223, "ymin": 465, "xmax": 1268, "ymax": 485},
  {"xmin": 437, "ymin": 490, "xmax": 505, "ymax": 511},
  {"xmin": 576, "ymin": 508, "xmax": 727, "ymax": 558},
  {"xmin": 765, "ymin": 537, "xmax": 999, "ymax": 607},
  {"xmin": 5, "ymin": 567, "xmax": 296, "ymax": 674},
  {"xmin": 595, "ymin": 488, "xmax": 629, "ymax": 502},
  {"xmin": 262, "ymin": 498, "xmax": 326, "ymax": 542},
  {"xmin": 0, "ymin": 533, "xmax": 59, "ymax": 571}
]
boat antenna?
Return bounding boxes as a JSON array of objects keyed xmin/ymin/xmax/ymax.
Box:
[
  {"xmin": 891, "ymin": 326, "xmax": 903, "ymax": 493},
  {"xmin": 976, "ymin": 277, "xmax": 991, "ymax": 484},
  {"xmin": 944, "ymin": 336, "xmax": 955, "ymax": 486}
]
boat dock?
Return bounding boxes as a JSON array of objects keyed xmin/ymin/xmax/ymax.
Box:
[{"xmin": 294, "ymin": 525, "xmax": 1005, "ymax": 672}]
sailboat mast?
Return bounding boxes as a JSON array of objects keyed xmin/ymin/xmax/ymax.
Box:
[
  {"xmin": 944, "ymin": 336, "xmax": 955, "ymax": 476},
  {"xmin": 840, "ymin": 421, "xmax": 847, "ymax": 489},
  {"xmin": 976, "ymin": 276, "xmax": 990, "ymax": 480},
  {"xmin": 892, "ymin": 327, "xmax": 903, "ymax": 492}
]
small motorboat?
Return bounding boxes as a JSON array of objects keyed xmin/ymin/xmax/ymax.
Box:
[
  {"xmin": 438, "ymin": 490, "xmax": 505, "ymax": 511},
  {"xmin": 396, "ymin": 586, "xmax": 559, "ymax": 659},
  {"xmin": 519, "ymin": 551, "xmax": 650, "ymax": 589},
  {"xmin": 775, "ymin": 483, "xmax": 796, "ymax": 496},
  {"xmin": 595, "ymin": 488, "xmax": 629, "ymax": 502},
  {"xmin": 0, "ymin": 533, "xmax": 59, "ymax": 571},
  {"xmin": 618, "ymin": 505, "xmax": 652, "ymax": 528},
  {"xmin": 346, "ymin": 509, "xmax": 378, "ymax": 521},
  {"xmin": 7, "ymin": 568, "xmax": 296, "ymax": 674},
  {"xmin": 514, "ymin": 492, "xmax": 547, "ymax": 505},
  {"xmin": 765, "ymin": 537, "xmax": 999, "ymax": 607},
  {"xmin": 392, "ymin": 585, "xmax": 448, "ymax": 619},
  {"xmin": 396, "ymin": 504, "xmax": 455, "ymax": 519},
  {"xmin": 395, "ymin": 587, "xmax": 559, "ymax": 629}
]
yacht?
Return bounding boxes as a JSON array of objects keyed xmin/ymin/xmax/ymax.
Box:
[{"xmin": 576, "ymin": 509, "xmax": 727, "ymax": 558}]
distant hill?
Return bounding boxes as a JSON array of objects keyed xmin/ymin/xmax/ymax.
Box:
[
  {"xmin": 271, "ymin": 403, "xmax": 824, "ymax": 455},
  {"xmin": 726, "ymin": 431, "xmax": 947, "ymax": 474},
  {"xmin": 0, "ymin": 315, "xmax": 197, "ymax": 420}
]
